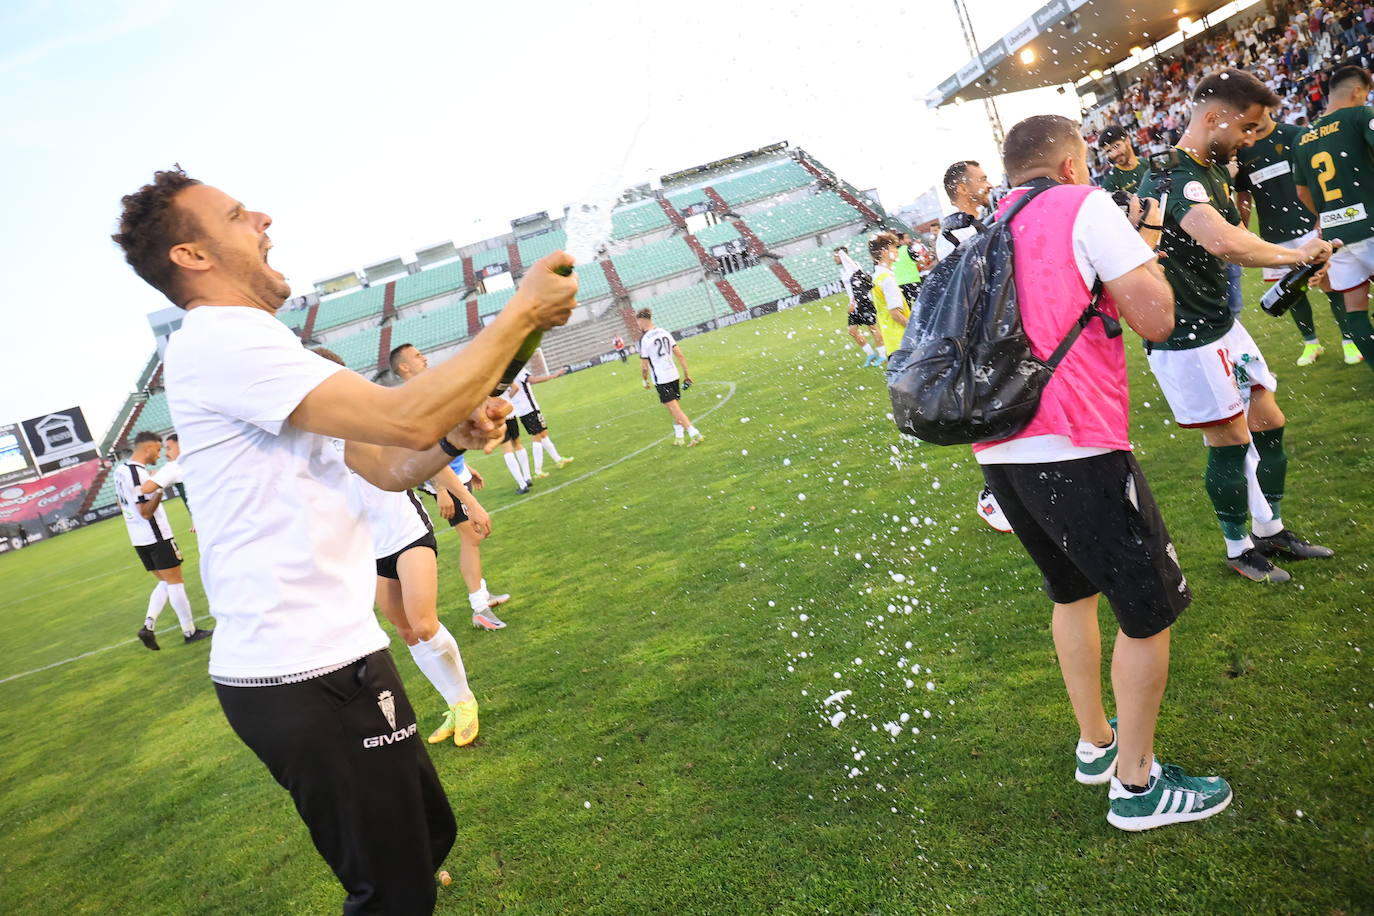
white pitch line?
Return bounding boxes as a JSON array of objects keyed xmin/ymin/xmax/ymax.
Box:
[{"xmin": 0, "ymin": 381, "xmax": 738, "ymax": 686}]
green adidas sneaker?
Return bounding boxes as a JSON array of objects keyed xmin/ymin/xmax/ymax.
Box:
[
  {"xmin": 1074, "ymin": 717, "xmax": 1118, "ymax": 785},
  {"xmin": 1107, "ymin": 760, "xmax": 1232, "ymax": 831}
]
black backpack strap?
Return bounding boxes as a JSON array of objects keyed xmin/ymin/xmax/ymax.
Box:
[{"xmin": 1044, "ymin": 279, "xmax": 1123, "ymax": 369}]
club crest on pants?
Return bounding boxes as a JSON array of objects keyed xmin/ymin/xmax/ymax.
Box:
[{"xmin": 377, "ymin": 690, "xmax": 397, "ymax": 730}]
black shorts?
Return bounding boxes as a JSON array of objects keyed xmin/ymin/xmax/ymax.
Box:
[
  {"xmin": 502, "ymin": 417, "xmax": 520, "ymax": 443},
  {"xmin": 519, "ymin": 410, "xmax": 546, "ymax": 436},
  {"xmin": 423, "ymin": 483, "xmax": 474, "ymax": 528},
  {"xmin": 981, "ymin": 451, "xmax": 1190, "ymax": 639},
  {"xmin": 847, "ymin": 301, "xmax": 877, "ymax": 326},
  {"xmin": 899, "ymin": 282, "xmax": 922, "ymax": 306},
  {"xmin": 655, "ymin": 380, "xmax": 682, "ymax": 403},
  {"xmin": 375, "ymin": 532, "xmax": 438, "ymax": 580},
  {"xmin": 135, "ymin": 539, "xmax": 182, "ymax": 571}
]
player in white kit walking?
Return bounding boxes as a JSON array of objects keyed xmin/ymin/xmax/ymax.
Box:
[
  {"xmin": 506, "ymin": 363, "xmax": 573, "ymax": 479},
  {"xmin": 115, "ymin": 430, "xmax": 212, "ymax": 650},
  {"xmin": 636, "ymin": 308, "xmax": 702, "ymax": 445}
]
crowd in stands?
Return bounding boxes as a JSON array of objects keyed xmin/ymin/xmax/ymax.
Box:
[{"xmin": 1085, "ymin": 0, "xmax": 1374, "ymax": 178}]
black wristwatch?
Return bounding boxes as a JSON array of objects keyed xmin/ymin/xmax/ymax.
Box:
[{"xmin": 437, "ymin": 437, "xmax": 464, "ymax": 458}]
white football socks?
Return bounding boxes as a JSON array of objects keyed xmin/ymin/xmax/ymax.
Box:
[
  {"xmin": 673, "ymin": 425, "xmax": 685, "ymax": 439},
  {"xmin": 541, "ymin": 437, "xmax": 564, "ymax": 462},
  {"xmin": 1224, "ymin": 536, "xmax": 1254, "ymax": 559},
  {"xmin": 862, "ymin": 343, "xmax": 875, "ymax": 356},
  {"xmin": 532, "ymin": 441, "xmax": 545, "ymax": 475},
  {"xmin": 469, "ymin": 584, "xmax": 490, "ymax": 613},
  {"xmin": 144, "ymin": 581, "xmax": 168, "ymax": 630},
  {"xmin": 408, "ymin": 624, "xmax": 473, "ymax": 705},
  {"xmin": 166, "ymin": 582, "xmax": 196, "ymax": 636},
  {"xmin": 515, "ymin": 448, "xmax": 531, "ymax": 483},
  {"xmin": 1253, "ymin": 517, "xmax": 1284, "ymax": 538},
  {"xmin": 876, "ymin": 345, "xmax": 887, "ymax": 359},
  {"xmin": 687, "ymin": 426, "xmax": 700, "ymax": 437},
  {"xmin": 504, "ymin": 452, "xmax": 525, "ymax": 487}
]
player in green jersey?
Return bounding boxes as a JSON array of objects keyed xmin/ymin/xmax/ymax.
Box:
[
  {"xmin": 1146, "ymin": 69, "xmax": 1335, "ymax": 583},
  {"xmin": 1236, "ymin": 109, "xmax": 1358, "ymax": 366},
  {"xmin": 1097, "ymin": 126, "xmax": 1151, "ymax": 196},
  {"xmin": 1291, "ymin": 65, "xmax": 1374, "ymax": 374}
]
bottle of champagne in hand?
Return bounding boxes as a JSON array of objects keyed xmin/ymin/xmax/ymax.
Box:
[
  {"xmin": 1260, "ymin": 262, "xmax": 1320, "ymax": 318},
  {"xmin": 491, "ymin": 262, "xmax": 575, "ymax": 395}
]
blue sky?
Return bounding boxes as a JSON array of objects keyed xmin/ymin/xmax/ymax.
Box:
[{"xmin": 0, "ymin": 0, "xmax": 1077, "ymax": 435}]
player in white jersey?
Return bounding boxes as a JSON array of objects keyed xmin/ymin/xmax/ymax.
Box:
[
  {"xmin": 389, "ymin": 342, "xmax": 512, "ymax": 629},
  {"xmin": 506, "ymin": 362, "xmax": 573, "ymax": 479},
  {"xmin": 316, "ymin": 348, "xmax": 481, "ymax": 744},
  {"xmin": 636, "ymin": 308, "xmax": 702, "ymax": 446},
  {"xmin": 138, "ymin": 433, "xmax": 193, "ymax": 525},
  {"xmin": 115, "ymin": 430, "xmax": 212, "ymax": 650}
]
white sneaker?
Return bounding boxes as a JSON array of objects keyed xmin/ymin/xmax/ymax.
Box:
[
  {"xmin": 976, "ymin": 487, "xmax": 1013, "ymax": 533},
  {"xmin": 472, "ymin": 608, "xmax": 507, "ymax": 630}
]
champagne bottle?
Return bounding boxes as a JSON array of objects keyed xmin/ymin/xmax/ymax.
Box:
[{"xmin": 1260, "ymin": 262, "xmax": 1320, "ymax": 318}]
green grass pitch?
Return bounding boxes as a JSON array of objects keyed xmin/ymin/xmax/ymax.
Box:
[{"xmin": 1, "ymin": 285, "xmax": 1371, "ymax": 914}]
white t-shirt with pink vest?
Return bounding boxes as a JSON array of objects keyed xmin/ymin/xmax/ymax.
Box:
[{"xmin": 974, "ymin": 184, "xmax": 1157, "ymax": 465}]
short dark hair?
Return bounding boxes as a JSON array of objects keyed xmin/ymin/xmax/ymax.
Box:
[
  {"xmin": 1191, "ymin": 68, "xmax": 1280, "ymax": 111},
  {"xmin": 1329, "ymin": 65, "xmax": 1373, "ymax": 96},
  {"xmin": 387, "ymin": 342, "xmax": 416, "ymax": 374},
  {"xmin": 635, "ymin": 308, "xmax": 652, "ymax": 320},
  {"xmin": 1098, "ymin": 125, "xmax": 1130, "ymax": 148},
  {"xmin": 942, "ymin": 160, "xmax": 980, "ymax": 198},
  {"xmin": 834, "ymin": 245, "xmax": 848, "ymax": 254},
  {"xmin": 868, "ymin": 232, "xmax": 898, "ymax": 262},
  {"xmin": 312, "ymin": 347, "xmax": 346, "ymax": 367},
  {"xmin": 1003, "ymin": 115, "xmax": 1083, "ymax": 183},
  {"xmin": 166, "ymin": 433, "xmax": 178, "ymax": 442},
  {"xmin": 133, "ymin": 430, "xmax": 163, "ymax": 445},
  {"xmin": 112, "ymin": 167, "xmax": 204, "ymax": 307}
]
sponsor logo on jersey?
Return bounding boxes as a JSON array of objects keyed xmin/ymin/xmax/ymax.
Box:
[
  {"xmin": 1249, "ymin": 161, "xmax": 1291, "ymax": 185},
  {"xmin": 1183, "ymin": 181, "xmax": 1210, "ymax": 203},
  {"xmin": 1321, "ymin": 202, "xmax": 1368, "ymax": 228},
  {"xmin": 362, "ymin": 723, "xmax": 417, "ymax": 748}
]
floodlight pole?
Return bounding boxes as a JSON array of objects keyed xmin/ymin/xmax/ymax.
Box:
[{"xmin": 952, "ymin": 0, "xmax": 1006, "ymax": 153}]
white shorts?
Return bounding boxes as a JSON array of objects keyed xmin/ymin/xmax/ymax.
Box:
[
  {"xmin": 1147, "ymin": 321, "xmax": 1278, "ymax": 428},
  {"xmin": 1325, "ymin": 234, "xmax": 1374, "ymax": 291},
  {"xmin": 1261, "ymin": 229, "xmax": 1318, "ymax": 282}
]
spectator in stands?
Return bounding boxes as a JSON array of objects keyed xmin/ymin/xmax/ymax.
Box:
[
  {"xmin": 935, "ymin": 160, "xmax": 992, "ymax": 261},
  {"xmin": 112, "ymin": 166, "xmax": 577, "ymax": 914}
]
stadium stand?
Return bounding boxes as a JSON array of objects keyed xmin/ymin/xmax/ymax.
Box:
[
  {"xmin": 471, "ymin": 245, "xmax": 513, "ymax": 274},
  {"xmin": 573, "ymin": 260, "xmax": 613, "ymax": 301},
  {"xmin": 392, "ymin": 260, "xmax": 467, "ymax": 308},
  {"xmin": 278, "ymin": 307, "xmax": 310, "ymax": 330},
  {"xmin": 693, "ymin": 220, "xmax": 742, "ymax": 248},
  {"xmin": 747, "ymin": 192, "xmax": 863, "ymax": 247},
  {"xmin": 634, "ymin": 283, "xmax": 731, "ymax": 332},
  {"xmin": 711, "ymin": 160, "xmax": 814, "ymax": 208},
  {"xmin": 611, "ymin": 236, "xmax": 700, "ymax": 289},
  {"xmin": 327, "ymin": 325, "xmax": 384, "ymax": 372},
  {"xmin": 476, "ymin": 286, "xmax": 517, "ymax": 319},
  {"xmin": 665, "ymin": 186, "xmax": 711, "ymax": 214},
  {"xmin": 312, "ymin": 285, "xmax": 387, "ymax": 334},
  {"xmin": 136, "ymin": 391, "xmax": 173, "ymax": 434},
  {"xmin": 723, "ymin": 263, "xmax": 791, "ymax": 309},
  {"xmin": 388, "ymin": 304, "xmax": 469, "ymax": 353},
  {"xmin": 611, "ymin": 201, "xmax": 671, "ymax": 239},
  {"xmin": 517, "ymin": 229, "xmax": 567, "ymax": 264}
]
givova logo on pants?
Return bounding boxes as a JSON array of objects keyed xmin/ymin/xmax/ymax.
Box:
[{"xmin": 363, "ymin": 690, "xmax": 416, "ymax": 747}]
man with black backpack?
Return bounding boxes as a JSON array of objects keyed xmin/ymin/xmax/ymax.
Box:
[{"xmin": 972, "ymin": 114, "xmax": 1234, "ymax": 831}]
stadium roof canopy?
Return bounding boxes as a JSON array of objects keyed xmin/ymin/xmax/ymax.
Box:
[{"xmin": 926, "ymin": 0, "xmax": 1239, "ymax": 107}]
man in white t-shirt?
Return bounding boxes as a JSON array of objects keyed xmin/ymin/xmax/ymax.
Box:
[
  {"xmin": 113, "ymin": 167, "xmax": 577, "ymax": 914},
  {"xmin": 636, "ymin": 308, "xmax": 702, "ymax": 446},
  {"xmin": 116, "ymin": 430, "xmax": 211, "ymax": 650}
]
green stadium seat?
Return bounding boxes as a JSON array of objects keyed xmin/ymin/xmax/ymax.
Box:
[
  {"xmin": 476, "ymin": 286, "xmax": 517, "ymax": 318},
  {"xmin": 611, "ymin": 202, "xmax": 670, "ymax": 239},
  {"xmin": 313, "ymin": 285, "xmax": 387, "ymax": 333},
  {"xmin": 134, "ymin": 391, "xmax": 173, "ymax": 435},
  {"xmin": 635, "ymin": 284, "xmax": 730, "ymax": 333},
  {"xmin": 392, "ymin": 261, "xmax": 467, "ymax": 308},
  {"xmin": 665, "ymin": 187, "xmax": 710, "ymax": 213},
  {"xmin": 611, "ymin": 237, "xmax": 700, "ymax": 289},
  {"xmin": 517, "ymin": 229, "xmax": 567, "ymax": 265},
  {"xmin": 747, "ymin": 192, "xmax": 863, "ymax": 247},
  {"xmin": 777, "ymin": 247, "xmax": 842, "ymax": 291},
  {"xmin": 278, "ymin": 307, "xmax": 310, "ymax": 330},
  {"xmin": 693, "ymin": 221, "xmax": 741, "ymax": 248},
  {"xmin": 389, "ymin": 304, "xmax": 469, "ymax": 353},
  {"xmin": 573, "ymin": 261, "xmax": 612, "ymax": 301},
  {"xmin": 712, "ymin": 160, "xmax": 814, "ymax": 207},
  {"xmin": 328, "ymin": 326, "xmax": 383, "ymax": 371},
  {"xmin": 725, "ymin": 264, "xmax": 790, "ymax": 308},
  {"xmin": 471, "ymin": 246, "xmax": 513, "ymax": 274}
]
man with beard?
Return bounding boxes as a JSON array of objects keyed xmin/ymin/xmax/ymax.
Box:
[
  {"xmin": 935, "ymin": 160, "xmax": 993, "ymax": 262},
  {"xmin": 1145, "ymin": 70, "xmax": 1335, "ymax": 584},
  {"xmin": 1097, "ymin": 126, "xmax": 1152, "ymax": 196}
]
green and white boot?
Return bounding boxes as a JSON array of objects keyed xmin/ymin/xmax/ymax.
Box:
[
  {"xmin": 1107, "ymin": 759, "xmax": 1232, "ymax": 831},
  {"xmin": 1074, "ymin": 717, "xmax": 1118, "ymax": 785}
]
